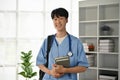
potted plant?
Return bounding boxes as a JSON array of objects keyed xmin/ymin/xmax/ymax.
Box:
[
  {"xmin": 18, "ymin": 50, "xmax": 37, "ymax": 80},
  {"xmin": 100, "ymin": 25, "xmax": 111, "ymax": 35}
]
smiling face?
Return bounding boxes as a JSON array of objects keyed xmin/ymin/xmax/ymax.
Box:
[
  {"xmin": 52, "ymin": 16, "xmax": 68, "ymax": 32},
  {"xmin": 51, "ymin": 8, "xmax": 69, "ymax": 33}
]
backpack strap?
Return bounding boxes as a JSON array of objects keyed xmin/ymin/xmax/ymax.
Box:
[
  {"xmin": 46, "ymin": 35, "xmax": 53, "ymax": 67},
  {"xmin": 39, "ymin": 35, "xmax": 53, "ymax": 80}
]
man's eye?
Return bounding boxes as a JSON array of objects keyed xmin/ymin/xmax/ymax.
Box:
[{"xmin": 54, "ymin": 19, "xmax": 57, "ymax": 20}]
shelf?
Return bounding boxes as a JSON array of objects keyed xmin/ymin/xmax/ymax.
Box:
[
  {"xmin": 79, "ymin": 0, "xmax": 119, "ymax": 80},
  {"xmin": 79, "ymin": 69, "xmax": 97, "ymax": 80},
  {"xmin": 99, "ymin": 21, "xmax": 119, "ymax": 36},
  {"xmin": 79, "ymin": 20, "xmax": 97, "ymax": 23},
  {"xmin": 79, "ymin": 36, "xmax": 98, "ymax": 38},
  {"xmin": 99, "ymin": 70, "xmax": 118, "ymax": 77},
  {"xmin": 79, "ymin": 22, "xmax": 97, "ymax": 36},
  {"xmin": 99, "ymin": 52, "xmax": 119, "ymax": 55},
  {"xmin": 99, "ymin": 68, "xmax": 118, "ymax": 71},
  {"xmin": 99, "ymin": 3, "xmax": 119, "ymax": 20},
  {"xmin": 88, "ymin": 66, "xmax": 97, "ymax": 70},
  {"xmin": 99, "ymin": 19, "xmax": 119, "ymax": 22},
  {"xmin": 79, "ymin": 6, "xmax": 97, "ymax": 21},
  {"xmin": 99, "ymin": 36, "xmax": 119, "ymax": 38},
  {"xmin": 79, "ymin": 18, "xmax": 119, "ymax": 23},
  {"xmin": 99, "ymin": 54, "xmax": 118, "ymax": 69}
]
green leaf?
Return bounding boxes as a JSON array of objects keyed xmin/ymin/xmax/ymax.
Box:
[
  {"xmin": 21, "ymin": 62, "xmax": 32, "ymax": 67},
  {"xmin": 31, "ymin": 72, "xmax": 37, "ymax": 77},
  {"xmin": 18, "ymin": 72, "xmax": 27, "ymax": 78},
  {"xmin": 18, "ymin": 50, "xmax": 37, "ymax": 79}
]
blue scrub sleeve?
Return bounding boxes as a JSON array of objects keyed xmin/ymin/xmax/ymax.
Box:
[
  {"xmin": 77, "ymin": 40, "xmax": 89, "ymax": 67},
  {"xmin": 36, "ymin": 39, "xmax": 47, "ymax": 66}
]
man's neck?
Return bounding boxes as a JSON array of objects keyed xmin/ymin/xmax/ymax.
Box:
[{"xmin": 56, "ymin": 31, "xmax": 67, "ymax": 38}]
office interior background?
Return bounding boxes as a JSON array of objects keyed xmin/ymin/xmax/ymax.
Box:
[
  {"xmin": 0, "ymin": 0, "xmax": 78, "ymax": 80},
  {"xmin": 0, "ymin": 0, "xmax": 120, "ymax": 80}
]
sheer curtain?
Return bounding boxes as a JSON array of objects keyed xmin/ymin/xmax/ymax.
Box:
[{"xmin": 0, "ymin": 0, "xmax": 78, "ymax": 80}]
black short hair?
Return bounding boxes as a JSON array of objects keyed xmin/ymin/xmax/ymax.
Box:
[{"xmin": 51, "ymin": 8, "xmax": 69, "ymax": 19}]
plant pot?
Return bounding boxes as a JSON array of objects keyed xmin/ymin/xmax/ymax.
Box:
[{"xmin": 102, "ymin": 30, "xmax": 111, "ymax": 35}]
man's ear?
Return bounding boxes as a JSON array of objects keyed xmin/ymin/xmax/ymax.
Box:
[{"xmin": 66, "ymin": 18, "xmax": 68, "ymax": 23}]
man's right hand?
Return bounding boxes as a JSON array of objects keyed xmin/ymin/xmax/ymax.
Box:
[{"xmin": 50, "ymin": 64, "xmax": 64, "ymax": 78}]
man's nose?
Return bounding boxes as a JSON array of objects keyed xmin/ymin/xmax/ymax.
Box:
[{"xmin": 56, "ymin": 19, "xmax": 60, "ymax": 23}]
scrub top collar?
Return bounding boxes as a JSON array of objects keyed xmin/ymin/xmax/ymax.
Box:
[{"xmin": 53, "ymin": 33, "xmax": 72, "ymax": 55}]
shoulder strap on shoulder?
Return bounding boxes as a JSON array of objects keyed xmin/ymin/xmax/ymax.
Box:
[
  {"xmin": 46, "ymin": 35, "xmax": 53, "ymax": 67},
  {"xmin": 47, "ymin": 35, "xmax": 53, "ymax": 54}
]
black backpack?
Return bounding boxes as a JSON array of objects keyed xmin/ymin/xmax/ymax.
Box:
[{"xmin": 39, "ymin": 35, "xmax": 53, "ymax": 80}]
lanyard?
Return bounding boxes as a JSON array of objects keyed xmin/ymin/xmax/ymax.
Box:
[{"xmin": 54, "ymin": 33, "xmax": 72, "ymax": 52}]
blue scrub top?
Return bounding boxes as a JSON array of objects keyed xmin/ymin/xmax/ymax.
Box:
[{"xmin": 36, "ymin": 34, "xmax": 89, "ymax": 80}]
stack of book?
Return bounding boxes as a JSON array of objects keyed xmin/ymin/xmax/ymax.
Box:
[
  {"xmin": 99, "ymin": 75, "xmax": 117, "ymax": 80},
  {"xmin": 83, "ymin": 43, "xmax": 88, "ymax": 52},
  {"xmin": 99, "ymin": 39, "xmax": 114, "ymax": 52},
  {"xmin": 86, "ymin": 54, "xmax": 94, "ymax": 66}
]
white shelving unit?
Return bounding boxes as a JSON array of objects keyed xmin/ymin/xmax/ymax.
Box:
[{"xmin": 78, "ymin": 0, "xmax": 119, "ymax": 80}]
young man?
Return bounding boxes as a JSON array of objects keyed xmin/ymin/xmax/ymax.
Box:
[{"xmin": 36, "ymin": 7, "xmax": 89, "ymax": 80}]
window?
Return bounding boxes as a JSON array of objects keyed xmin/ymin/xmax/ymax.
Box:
[{"xmin": 0, "ymin": 0, "xmax": 78, "ymax": 80}]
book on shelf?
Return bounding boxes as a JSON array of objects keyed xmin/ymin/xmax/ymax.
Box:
[
  {"xmin": 99, "ymin": 43, "xmax": 114, "ymax": 46},
  {"xmin": 99, "ymin": 39, "xmax": 114, "ymax": 52},
  {"xmin": 86, "ymin": 55, "xmax": 94, "ymax": 66},
  {"xmin": 99, "ymin": 75, "xmax": 117, "ymax": 80},
  {"xmin": 83, "ymin": 43, "xmax": 89, "ymax": 52},
  {"xmin": 99, "ymin": 49, "xmax": 114, "ymax": 52},
  {"xmin": 99, "ymin": 39, "xmax": 113, "ymax": 43},
  {"xmin": 99, "ymin": 46, "xmax": 114, "ymax": 50}
]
